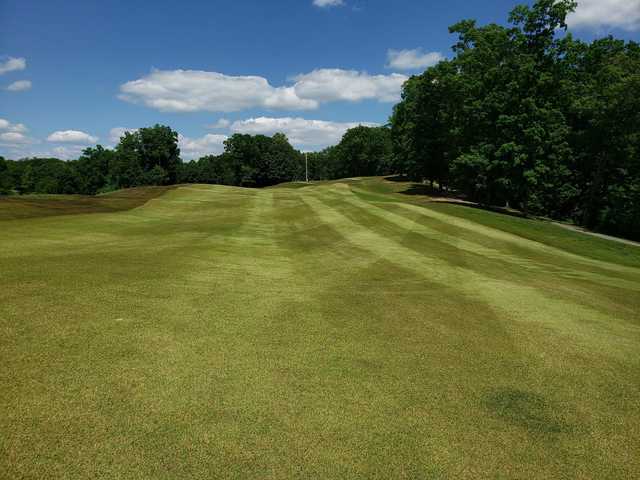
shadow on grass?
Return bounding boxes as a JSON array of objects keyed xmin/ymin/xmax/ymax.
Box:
[
  {"xmin": 0, "ymin": 185, "xmax": 175, "ymax": 221},
  {"xmin": 385, "ymin": 174, "xmax": 412, "ymax": 183},
  {"xmin": 436, "ymin": 200, "xmax": 531, "ymax": 219},
  {"xmin": 402, "ymin": 183, "xmax": 446, "ymax": 197},
  {"xmin": 384, "ymin": 175, "xmax": 449, "ymax": 197},
  {"xmin": 384, "ymin": 176, "xmax": 531, "ymax": 219},
  {"xmin": 484, "ymin": 388, "xmax": 574, "ymax": 436}
]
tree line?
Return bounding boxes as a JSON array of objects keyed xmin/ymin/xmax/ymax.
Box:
[
  {"xmin": 390, "ymin": 0, "xmax": 640, "ymax": 239},
  {"xmin": 0, "ymin": 125, "xmax": 181, "ymax": 196},
  {"xmin": 0, "ymin": 124, "xmax": 392, "ymax": 195},
  {"xmin": 0, "ymin": 127, "xmax": 302, "ymax": 194}
]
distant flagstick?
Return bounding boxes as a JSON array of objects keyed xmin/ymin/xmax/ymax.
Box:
[{"xmin": 305, "ymin": 152, "xmax": 309, "ymax": 183}]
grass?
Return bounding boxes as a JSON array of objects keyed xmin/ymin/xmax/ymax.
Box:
[
  {"xmin": 1, "ymin": 178, "xmax": 639, "ymax": 479},
  {"xmin": 0, "ymin": 185, "xmax": 174, "ymax": 221}
]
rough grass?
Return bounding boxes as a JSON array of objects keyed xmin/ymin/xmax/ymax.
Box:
[
  {"xmin": 1, "ymin": 178, "xmax": 639, "ymax": 479},
  {"xmin": 0, "ymin": 186, "xmax": 174, "ymax": 221}
]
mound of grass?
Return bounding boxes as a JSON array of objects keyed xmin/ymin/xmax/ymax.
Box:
[
  {"xmin": 427, "ymin": 202, "xmax": 640, "ymax": 268},
  {"xmin": 0, "ymin": 186, "xmax": 174, "ymax": 221},
  {"xmin": 1, "ymin": 178, "xmax": 638, "ymax": 479},
  {"xmin": 352, "ymin": 177, "xmax": 640, "ymax": 268}
]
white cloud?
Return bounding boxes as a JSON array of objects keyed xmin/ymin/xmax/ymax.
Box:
[
  {"xmin": 313, "ymin": 0, "xmax": 344, "ymax": 7},
  {"xmin": 0, "ymin": 119, "xmax": 35, "ymax": 153},
  {"xmin": 25, "ymin": 146, "xmax": 84, "ymax": 160},
  {"xmin": 0, "ymin": 57, "xmax": 26, "ymax": 75},
  {"xmin": 119, "ymin": 69, "xmax": 317, "ymax": 113},
  {"xmin": 0, "ymin": 118, "xmax": 28, "ymax": 133},
  {"xmin": 0, "ymin": 131, "xmax": 32, "ymax": 145},
  {"xmin": 293, "ymin": 69, "xmax": 408, "ymax": 103},
  {"xmin": 119, "ymin": 68, "xmax": 407, "ymax": 113},
  {"xmin": 6, "ymin": 80, "xmax": 32, "ymax": 92},
  {"xmin": 176, "ymin": 116, "xmax": 380, "ymax": 158},
  {"xmin": 0, "ymin": 130, "xmax": 39, "ymax": 160},
  {"xmin": 47, "ymin": 130, "xmax": 98, "ymax": 144},
  {"xmin": 230, "ymin": 116, "xmax": 378, "ymax": 150},
  {"xmin": 262, "ymin": 86, "xmax": 316, "ymax": 109},
  {"xmin": 179, "ymin": 116, "xmax": 377, "ymax": 158},
  {"xmin": 568, "ymin": 0, "xmax": 640, "ymax": 31},
  {"xmin": 386, "ymin": 49, "xmax": 444, "ymax": 70},
  {"xmin": 1, "ymin": 144, "xmax": 85, "ymax": 160},
  {"xmin": 179, "ymin": 133, "xmax": 228, "ymax": 159},
  {"xmin": 207, "ymin": 118, "xmax": 231, "ymax": 129},
  {"xmin": 109, "ymin": 127, "xmax": 138, "ymax": 144},
  {"xmin": 50, "ymin": 145, "xmax": 87, "ymax": 159},
  {"xmin": 0, "ymin": 121, "xmax": 86, "ymax": 159}
]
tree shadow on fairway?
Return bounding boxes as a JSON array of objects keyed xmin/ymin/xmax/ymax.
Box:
[
  {"xmin": 437, "ymin": 201, "xmax": 530, "ymax": 219},
  {"xmin": 384, "ymin": 175, "xmax": 446, "ymax": 197},
  {"xmin": 484, "ymin": 388, "xmax": 573, "ymax": 436},
  {"xmin": 385, "ymin": 175, "xmax": 411, "ymax": 183},
  {"xmin": 383, "ymin": 175, "xmax": 531, "ymax": 219},
  {"xmin": 402, "ymin": 184, "xmax": 446, "ymax": 197}
]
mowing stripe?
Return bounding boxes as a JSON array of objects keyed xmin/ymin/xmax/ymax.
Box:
[
  {"xmin": 333, "ymin": 193, "xmax": 640, "ymax": 292},
  {"xmin": 393, "ymin": 202, "xmax": 640, "ymax": 275},
  {"xmin": 301, "ymin": 192, "xmax": 640, "ymax": 358}
]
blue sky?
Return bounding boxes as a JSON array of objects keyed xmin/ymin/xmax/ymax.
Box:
[{"xmin": 1, "ymin": 0, "xmax": 639, "ymax": 159}]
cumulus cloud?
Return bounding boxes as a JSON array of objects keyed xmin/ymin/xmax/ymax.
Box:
[
  {"xmin": 230, "ymin": 117, "xmax": 378, "ymax": 150},
  {"xmin": 0, "ymin": 118, "xmax": 28, "ymax": 133},
  {"xmin": 313, "ymin": 0, "xmax": 344, "ymax": 7},
  {"xmin": 0, "ymin": 126, "xmax": 39, "ymax": 159},
  {"xmin": 0, "ymin": 121, "xmax": 86, "ymax": 159},
  {"xmin": 6, "ymin": 80, "xmax": 32, "ymax": 92},
  {"xmin": 109, "ymin": 127, "xmax": 138, "ymax": 144},
  {"xmin": 292, "ymin": 69, "xmax": 408, "ymax": 103},
  {"xmin": 50, "ymin": 145, "xmax": 87, "ymax": 160},
  {"xmin": 119, "ymin": 69, "xmax": 318, "ymax": 113},
  {"xmin": 2, "ymin": 144, "xmax": 86, "ymax": 160},
  {"xmin": 119, "ymin": 68, "xmax": 407, "ymax": 113},
  {"xmin": 0, "ymin": 57, "xmax": 26, "ymax": 75},
  {"xmin": 207, "ymin": 118, "xmax": 231, "ymax": 129},
  {"xmin": 179, "ymin": 133, "xmax": 228, "ymax": 159},
  {"xmin": 179, "ymin": 115, "xmax": 380, "ymax": 158},
  {"xmin": 0, "ymin": 119, "xmax": 35, "ymax": 153},
  {"xmin": 386, "ymin": 49, "xmax": 444, "ymax": 70},
  {"xmin": 47, "ymin": 130, "xmax": 98, "ymax": 144},
  {"xmin": 568, "ymin": 0, "xmax": 640, "ymax": 31},
  {"xmin": 0, "ymin": 131, "xmax": 32, "ymax": 145}
]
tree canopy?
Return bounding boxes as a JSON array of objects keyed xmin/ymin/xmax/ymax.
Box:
[{"xmin": 390, "ymin": 0, "xmax": 640, "ymax": 239}]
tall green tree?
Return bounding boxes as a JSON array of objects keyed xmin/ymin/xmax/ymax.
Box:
[
  {"xmin": 0, "ymin": 156, "xmax": 10, "ymax": 195},
  {"xmin": 331, "ymin": 126, "xmax": 393, "ymax": 179},
  {"xmin": 390, "ymin": 61, "xmax": 462, "ymax": 188},
  {"xmin": 223, "ymin": 133, "xmax": 301, "ymax": 187},
  {"xmin": 137, "ymin": 125, "xmax": 180, "ymax": 184},
  {"xmin": 390, "ymin": 0, "xmax": 639, "ymax": 238},
  {"xmin": 109, "ymin": 124, "xmax": 180, "ymax": 188},
  {"xmin": 111, "ymin": 132, "xmax": 144, "ymax": 188},
  {"xmin": 566, "ymin": 38, "xmax": 640, "ymax": 232},
  {"xmin": 74, "ymin": 145, "xmax": 114, "ymax": 194}
]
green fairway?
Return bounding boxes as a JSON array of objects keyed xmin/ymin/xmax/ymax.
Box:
[{"xmin": 1, "ymin": 178, "xmax": 639, "ymax": 479}]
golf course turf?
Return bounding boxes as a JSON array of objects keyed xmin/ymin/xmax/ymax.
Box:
[
  {"xmin": 0, "ymin": 185, "xmax": 174, "ymax": 221},
  {"xmin": 1, "ymin": 177, "xmax": 639, "ymax": 479}
]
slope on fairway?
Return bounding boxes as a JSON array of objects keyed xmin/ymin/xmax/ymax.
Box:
[
  {"xmin": 0, "ymin": 185, "xmax": 174, "ymax": 221},
  {"xmin": 1, "ymin": 179, "xmax": 639, "ymax": 479}
]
